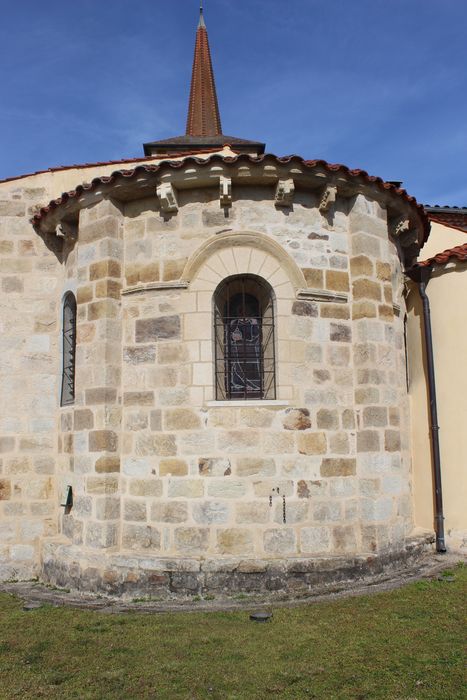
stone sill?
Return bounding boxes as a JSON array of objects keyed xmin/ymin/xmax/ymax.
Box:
[{"xmin": 206, "ymin": 400, "xmax": 289, "ymax": 408}]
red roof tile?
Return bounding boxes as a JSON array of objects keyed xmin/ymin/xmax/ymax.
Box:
[
  {"xmin": 31, "ymin": 153, "xmax": 430, "ymax": 243},
  {"xmin": 417, "ymin": 243, "xmax": 467, "ymax": 267},
  {"xmin": 0, "ymin": 148, "xmax": 226, "ymax": 185}
]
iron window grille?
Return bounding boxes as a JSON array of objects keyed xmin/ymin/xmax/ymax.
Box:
[
  {"xmin": 214, "ymin": 275, "xmax": 276, "ymax": 400},
  {"xmin": 60, "ymin": 292, "xmax": 77, "ymax": 406}
]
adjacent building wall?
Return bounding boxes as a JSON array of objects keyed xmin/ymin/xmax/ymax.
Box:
[{"xmin": 408, "ymin": 222, "xmax": 467, "ymax": 550}]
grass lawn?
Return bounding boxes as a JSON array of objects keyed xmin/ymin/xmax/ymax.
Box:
[{"xmin": 0, "ymin": 564, "xmax": 465, "ymax": 700}]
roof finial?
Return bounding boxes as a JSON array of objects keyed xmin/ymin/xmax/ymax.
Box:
[{"xmin": 199, "ymin": 0, "xmax": 206, "ymax": 28}]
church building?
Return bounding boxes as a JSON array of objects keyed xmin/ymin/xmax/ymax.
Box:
[{"xmin": 0, "ymin": 7, "xmax": 465, "ymax": 596}]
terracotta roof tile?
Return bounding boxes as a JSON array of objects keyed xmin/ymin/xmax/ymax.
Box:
[
  {"xmin": 0, "ymin": 148, "xmax": 228, "ymax": 185},
  {"xmin": 425, "ymin": 206, "xmax": 467, "ymax": 234},
  {"xmin": 418, "ymin": 243, "xmax": 467, "ymax": 267},
  {"xmin": 31, "ymin": 153, "xmax": 429, "ymax": 242}
]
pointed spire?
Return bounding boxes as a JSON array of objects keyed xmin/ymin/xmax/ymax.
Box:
[
  {"xmin": 186, "ymin": 4, "xmax": 222, "ymax": 137},
  {"xmin": 198, "ymin": 1, "xmax": 205, "ymax": 28}
]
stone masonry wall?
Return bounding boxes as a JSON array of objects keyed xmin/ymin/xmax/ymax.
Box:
[
  {"xmin": 0, "ymin": 182, "xmax": 62, "ymax": 579},
  {"xmin": 0, "ymin": 166, "xmax": 414, "ymax": 591},
  {"xmin": 56, "ymin": 184, "xmax": 411, "ymax": 570}
]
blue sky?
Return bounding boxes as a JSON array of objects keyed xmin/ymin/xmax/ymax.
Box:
[{"xmin": 1, "ymin": 0, "xmax": 465, "ymax": 205}]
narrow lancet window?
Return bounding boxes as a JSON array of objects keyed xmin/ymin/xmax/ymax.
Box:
[
  {"xmin": 60, "ymin": 292, "xmax": 77, "ymax": 406},
  {"xmin": 214, "ymin": 275, "xmax": 276, "ymax": 400}
]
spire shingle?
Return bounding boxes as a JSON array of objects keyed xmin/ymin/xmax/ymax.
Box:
[{"xmin": 186, "ymin": 7, "xmax": 222, "ymax": 136}]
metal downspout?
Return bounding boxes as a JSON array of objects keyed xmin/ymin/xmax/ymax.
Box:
[{"xmin": 409, "ymin": 266, "xmax": 446, "ymax": 552}]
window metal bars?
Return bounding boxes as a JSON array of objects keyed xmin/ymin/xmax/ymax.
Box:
[
  {"xmin": 60, "ymin": 294, "xmax": 76, "ymax": 406},
  {"xmin": 214, "ymin": 275, "xmax": 276, "ymax": 401}
]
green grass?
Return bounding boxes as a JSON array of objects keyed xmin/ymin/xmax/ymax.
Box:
[{"xmin": 0, "ymin": 564, "xmax": 465, "ymax": 699}]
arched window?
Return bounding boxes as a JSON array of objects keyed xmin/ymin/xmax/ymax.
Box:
[
  {"xmin": 60, "ymin": 292, "xmax": 77, "ymax": 406},
  {"xmin": 214, "ymin": 275, "xmax": 275, "ymax": 400}
]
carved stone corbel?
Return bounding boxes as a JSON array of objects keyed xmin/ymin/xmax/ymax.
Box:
[
  {"xmin": 319, "ymin": 185, "xmax": 337, "ymax": 213},
  {"xmin": 157, "ymin": 182, "xmax": 178, "ymax": 213},
  {"xmin": 390, "ymin": 216, "xmax": 410, "ymax": 238},
  {"xmin": 219, "ymin": 176, "xmax": 232, "ymax": 207},
  {"xmin": 275, "ymin": 179, "xmax": 295, "ymax": 207},
  {"xmin": 56, "ymin": 221, "xmax": 78, "ymax": 239}
]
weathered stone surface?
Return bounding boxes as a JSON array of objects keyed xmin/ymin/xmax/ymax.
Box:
[
  {"xmin": 263, "ymin": 528, "xmax": 296, "ymax": 555},
  {"xmin": 85, "ymin": 522, "xmax": 118, "ymax": 549},
  {"xmin": 321, "ymin": 458, "xmax": 356, "ymax": 477},
  {"xmin": 192, "ymin": 502, "xmax": 230, "ymax": 525},
  {"xmin": 159, "ymin": 459, "xmax": 188, "ymax": 477},
  {"xmin": 123, "ymin": 391, "xmax": 154, "ymax": 406},
  {"xmin": 357, "ymin": 430, "xmax": 380, "ymax": 452},
  {"xmin": 87, "ymin": 476, "xmax": 119, "ymax": 495},
  {"xmin": 198, "ymin": 457, "xmax": 231, "ymax": 477},
  {"xmin": 85, "ymin": 387, "xmax": 117, "ymax": 405},
  {"xmin": 329, "ymin": 432, "xmax": 350, "ymax": 454},
  {"xmin": 174, "ymin": 527, "xmax": 209, "ymax": 553},
  {"xmin": 129, "ymin": 479, "xmax": 163, "ymax": 497},
  {"xmin": 326, "ymin": 270, "xmax": 349, "ymax": 292},
  {"xmin": 292, "ymin": 301, "xmax": 318, "ymax": 317},
  {"xmin": 168, "ymin": 479, "xmax": 204, "ymax": 498},
  {"xmin": 0, "ymin": 479, "xmax": 11, "ymax": 500},
  {"xmin": 80, "ymin": 216, "xmax": 120, "ymax": 244},
  {"xmin": 135, "ymin": 316, "xmax": 181, "ymax": 342},
  {"xmin": 0, "ymin": 200, "xmax": 26, "ymax": 216},
  {"xmin": 88, "ymin": 300, "xmax": 119, "ymax": 320},
  {"xmin": 312, "ymin": 501, "xmax": 342, "ymax": 522},
  {"xmin": 320, "ymin": 304, "xmax": 350, "ymax": 319},
  {"xmin": 150, "ymin": 410, "xmax": 162, "ymax": 431},
  {"xmin": 216, "ymin": 529, "xmax": 254, "ymax": 555},
  {"xmin": 363, "ymin": 407, "xmax": 388, "ymax": 428},
  {"xmin": 165, "ymin": 409, "xmax": 201, "ymax": 431},
  {"xmin": 235, "ymin": 502, "xmax": 270, "ymax": 524},
  {"xmin": 236, "ymin": 458, "xmax": 275, "ymax": 477},
  {"xmin": 122, "ymin": 524, "xmax": 161, "ymax": 550},
  {"xmin": 239, "ymin": 408, "xmax": 275, "ymax": 428},
  {"xmin": 125, "ymin": 411, "xmax": 149, "ymax": 432},
  {"xmin": 74, "ymin": 409, "xmax": 94, "ymax": 431},
  {"xmin": 208, "ymin": 480, "xmax": 247, "ymax": 498},
  {"xmin": 95, "ymin": 456, "xmax": 120, "ymax": 473},
  {"xmin": 302, "ymin": 268, "xmax": 324, "ymax": 288},
  {"xmin": 300, "ymin": 526, "xmax": 330, "ymax": 553},
  {"xmin": 124, "ymin": 500, "xmax": 147, "ymax": 522},
  {"xmin": 135, "ymin": 433, "xmax": 176, "ymax": 457},
  {"xmin": 89, "ymin": 259, "xmax": 121, "ymax": 280},
  {"xmin": 253, "ymin": 480, "xmax": 294, "ymax": 497},
  {"xmin": 0, "ymin": 437, "xmax": 15, "ymax": 453},
  {"xmin": 282, "ymin": 408, "xmax": 311, "ymax": 431},
  {"xmin": 385, "ymin": 430, "xmax": 401, "ymax": 452},
  {"xmin": 297, "ymin": 432, "xmax": 327, "ymax": 455},
  {"xmin": 162, "ymin": 258, "xmax": 186, "ymax": 281},
  {"xmin": 123, "ymin": 346, "xmax": 157, "ymax": 365},
  {"xmin": 95, "ymin": 497, "xmax": 120, "ymax": 520},
  {"xmin": 352, "ymin": 301, "xmax": 377, "ymax": 319},
  {"xmin": 95, "ymin": 279, "xmax": 121, "ymax": 300},
  {"xmin": 330, "ymin": 323, "xmax": 351, "ymax": 342},
  {"xmin": 353, "ymin": 279, "xmax": 381, "ymax": 301},
  {"xmin": 263, "ymin": 432, "xmax": 295, "ymax": 454},
  {"xmin": 89, "ymin": 430, "xmax": 118, "ymax": 452},
  {"xmin": 149, "ymin": 502, "xmax": 187, "ymax": 524},
  {"xmin": 376, "ymin": 261, "xmax": 391, "ymax": 281},
  {"xmin": 217, "ymin": 430, "xmax": 259, "ymax": 453},
  {"xmin": 333, "ymin": 526, "xmax": 357, "ymax": 552},
  {"xmin": 316, "ymin": 409, "xmax": 339, "ymax": 430},
  {"xmin": 297, "ymin": 480, "xmax": 325, "ymax": 498},
  {"xmin": 125, "ymin": 262, "xmax": 160, "ymax": 285},
  {"xmin": 158, "ymin": 343, "xmax": 189, "ymax": 364},
  {"xmin": 350, "ymin": 255, "xmax": 374, "ymax": 277},
  {"xmin": 2, "ymin": 276, "xmax": 23, "ymax": 293}
]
